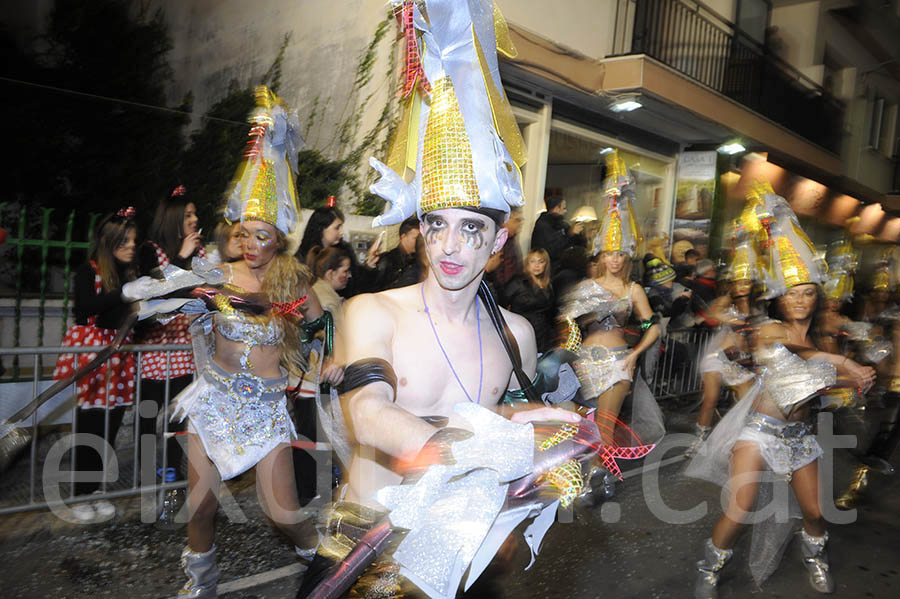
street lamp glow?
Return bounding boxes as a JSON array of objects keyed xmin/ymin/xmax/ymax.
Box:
[
  {"xmin": 610, "ymin": 100, "xmax": 642, "ymax": 113},
  {"xmin": 718, "ymin": 142, "xmax": 746, "ymax": 154}
]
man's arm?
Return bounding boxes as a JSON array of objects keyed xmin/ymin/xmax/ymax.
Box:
[{"xmin": 341, "ymin": 293, "xmax": 437, "ymax": 459}]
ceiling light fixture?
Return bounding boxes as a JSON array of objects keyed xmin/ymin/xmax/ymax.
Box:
[
  {"xmin": 717, "ymin": 142, "xmax": 746, "ymax": 155},
  {"xmin": 610, "ymin": 100, "xmax": 642, "ymax": 113}
]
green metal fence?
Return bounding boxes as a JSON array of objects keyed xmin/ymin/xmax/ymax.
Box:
[{"xmin": 0, "ymin": 202, "xmax": 99, "ymax": 379}]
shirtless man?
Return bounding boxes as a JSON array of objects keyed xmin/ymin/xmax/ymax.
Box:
[
  {"xmin": 296, "ymin": 2, "xmax": 579, "ymax": 595},
  {"xmin": 295, "ymin": 207, "xmax": 579, "ymax": 598},
  {"xmin": 342, "ymin": 207, "xmax": 578, "ymax": 507}
]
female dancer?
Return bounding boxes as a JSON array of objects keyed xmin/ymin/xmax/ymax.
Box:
[
  {"xmin": 137, "ymin": 186, "xmax": 205, "ymax": 491},
  {"xmin": 688, "ymin": 192, "xmax": 875, "ymax": 598},
  {"xmin": 505, "ymin": 248, "xmax": 555, "ymax": 353},
  {"xmin": 173, "ymin": 87, "xmax": 342, "ymax": 598},
  {"xmin": 53, "ymin": 208, "xmax": 138, "ymax": 522},
  {"xmin": 562, "ymin": 154, "xmax": 662, "ymax": 499},
  {"xmin": 691, "ymin": 230, "xmax": 760, "ymax": 449}
]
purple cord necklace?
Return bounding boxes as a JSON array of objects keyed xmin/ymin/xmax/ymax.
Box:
[{"xmin": 421, "ymin": 283, "xmax": 483, "ymax": 404}]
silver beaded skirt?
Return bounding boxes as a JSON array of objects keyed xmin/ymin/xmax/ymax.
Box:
[
  {"xmin": 172, "ymin": 360, "xmax": 294, "ymax": 480},
  {"xmin": 736, "ymin": 412, "xmax": 822, "ymax": 481},
  {"xmin": 572, "ymin": 344, "xmax": 631, "ymax": 400}
]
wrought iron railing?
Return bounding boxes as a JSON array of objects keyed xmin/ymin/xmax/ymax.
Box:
[
  {"xmin": 0, "ymin": 203, "xmax": 98, "ymax": 379},
  {"xmin": 622, "ymin": 0, "xmax": 844, "ymax": 153}
]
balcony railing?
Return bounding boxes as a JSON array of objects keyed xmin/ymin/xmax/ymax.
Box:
[{"xmin": 619, "ymin": 0, "xmax": 844, "ymax": 153}]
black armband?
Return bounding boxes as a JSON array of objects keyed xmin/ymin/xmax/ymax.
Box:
[
  {"xmin": 337, "ymin": 358, "xmax": 398, "ymax": 395},
  {"xmin": 641, "ymin": 313, "xmax": 660, "ymax": 331}
]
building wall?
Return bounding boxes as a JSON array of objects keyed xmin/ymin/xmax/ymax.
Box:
[
  {"xmin": 499, "ymin": 0, "xmax": 620, "ymax": 60},
  {"xmin": 770, "ymin": 1, "xmax": 824, "ymax": 85}
]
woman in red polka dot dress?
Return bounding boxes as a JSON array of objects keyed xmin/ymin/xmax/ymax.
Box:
[
  {"xmin": 136, "ymin": 187, "xmax": 205, "ymax": 484},
  {"xmin": 53, "ymin": 208, "xmax": 138, "ymax": 521}
]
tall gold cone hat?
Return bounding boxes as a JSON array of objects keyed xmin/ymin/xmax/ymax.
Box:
[
  {"xmin": 224, "ymin": 86, "xmax": 304, "ymax": 253},
  {"xmin": 823, "ymin": 236, "xmax": 857, "ymax": 302},
  {"xmin": 370, "ymin": 0, "xmax": 528, "ymax": 227},
  {"xmin": 598, "ymin": 151, "xmax": 641, "ymax": 256},
  {"xmin": 727, "ymin": 219, "xmax": 764, "ymax": 283},
  {"xmin": 871, "ymin": 248, "xmax": 894, "ymax": 292},
  {"xmin": 748, "ymin": 187, "xmax": 827, "ymax": 299}
]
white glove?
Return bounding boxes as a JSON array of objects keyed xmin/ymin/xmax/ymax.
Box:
[
  {"xmin": 370, "ymin": 157, "xmax": 417, "ymax": 228},
  {"xmin": 121, "ymin": 276, "xmax": 160, "ymax": 302}
]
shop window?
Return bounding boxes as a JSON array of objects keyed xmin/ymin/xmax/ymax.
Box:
[{"xmin": 545, "ymin": 123, "xmax": 674, "ymax": 261}]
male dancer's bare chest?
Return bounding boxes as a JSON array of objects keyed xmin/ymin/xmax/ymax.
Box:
[{"xmin": 390, "ymin": 314, "xmax": 513, "ymax": 415}]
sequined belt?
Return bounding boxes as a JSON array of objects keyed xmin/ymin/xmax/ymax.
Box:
[
  {"xmin": 745, "ymin": 412, "xmax": 813, "ymax": 439},
  {"xmin": 203, "ymin": 360, "xmax": 287, "ymax": 403}
]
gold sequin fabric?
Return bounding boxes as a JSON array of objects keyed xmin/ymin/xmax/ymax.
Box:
[
  {"xmin": 775, "ymin": 235, "xmax": 812, "ymax": 288},
  {"xmin": 542, "ymin": 459, "xmax": 583, "ymax": 508},
  {"xmin": 242, "ymin": 158, "xmax": 279, "ymax": 226},
  {"xmin": 421, "ymin": 76, "xmax": 480, "ymax": 213},
  {"xmin": 315, "ymin": 502, "xmax": 424, "ymax": 599}
]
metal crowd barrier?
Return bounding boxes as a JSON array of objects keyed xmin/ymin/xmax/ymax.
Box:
[
  {"xmin": 0, "ymin": 343, "xmax": 194, "ymax": 515},
  {"xmin": 648, "ymin": 327, "xmax": 713, "ymax": 401},
  {"xmin": 0, "ymin": 329, "xmax": 714, "ymax": 516}
]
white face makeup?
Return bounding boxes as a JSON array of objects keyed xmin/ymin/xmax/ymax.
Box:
[{"xmin": 420, "ymin": 209, "xmax": 506, "ymax": 291}]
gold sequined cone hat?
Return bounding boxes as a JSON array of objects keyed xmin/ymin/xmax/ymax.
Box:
[
  {"xmin": 726, "ymin": 219, "xmax": 764, "ymax": 283},
  {"xmin": 598, "ymin": 151, "xmax": 641, "ymax": 256},
  {"xmin": 369, "ymin": 0, "xmax": 527, "ymax": 227},
  {"xmin": 870, "ymin": 249, "xmax": 894, "ymax": 292},
  {"xmin": 823, "ymin": 236, "xmax": 857, "ymax": 302},
  {"xmin": 224, "ymin": 86, "xmax": 304, "ymax": 253},
  {"xmin": 746, "ymin": 183, "xmax": 827, "ymax": 299}
]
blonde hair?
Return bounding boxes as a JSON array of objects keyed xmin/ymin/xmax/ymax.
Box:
[
  {"xmin": 261, "ymin": 234, "xmax": 316, "ymax": 378},
  {"xmin": 526, "ymin": 248, "xmax": 551, "ymax": 289},
  {"xmin": 596, "ymin": 251, "xmax": 633, "ymax": 281}
]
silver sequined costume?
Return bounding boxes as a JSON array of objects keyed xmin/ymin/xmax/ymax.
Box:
[
  {"xmin": 686, "ymin": 343, "xmax": 836, "ymax": 585},
  {"xmin": 171, "ymin": 312, "xmax": 294, "ymax": 480},
  {"xmin": 698, "ymin": 327, "xmax": 755, "ymax": 387},
  {"xmin": 561, "ymin": 280, "xmax": 635, "ymax": 398}
]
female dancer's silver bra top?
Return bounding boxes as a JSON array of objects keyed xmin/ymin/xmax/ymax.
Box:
[
  {"xmin": 561, "ymin": 279, "xmax": 632, "ymax": 330},
  {"xmin": 215, "ymin": 310, "xmax": 284, "ymax": 370},
  {"xmin": 756, "ymin": 342, "xmax": 835, "ymax": 413}
]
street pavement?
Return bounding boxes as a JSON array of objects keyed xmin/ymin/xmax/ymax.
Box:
[{"xmin": 1, "ymin": 409, "xmax": 898, "ymax": 599}]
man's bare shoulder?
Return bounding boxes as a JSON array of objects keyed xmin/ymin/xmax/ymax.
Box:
[
  {"xmin": 345, "ymin": 285, "xmax": 420, "ymax": 317},
  {"xmin": 498, "ymin": 306, "xmax": 533, "ymax": 341}
]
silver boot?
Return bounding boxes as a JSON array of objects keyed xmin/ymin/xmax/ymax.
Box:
[
  {"xmin": 799, "ymin": 530, "xmax": 834, "ymax": 594},
  {"xmin": 686, "ymin": 424, "xmax": 712, "ymax": 457},
  {"xmin": 695, "ymin": 538, "xmax": 732, "ymax": 599},
  {"xmin": 179, "ymin": 545, "xmax": 219, "ymax": 598}
]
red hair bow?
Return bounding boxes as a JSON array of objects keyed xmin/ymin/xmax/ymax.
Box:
[{"xmin": 116, "ymin": 206, "xmax": 136, "ymax": 220}]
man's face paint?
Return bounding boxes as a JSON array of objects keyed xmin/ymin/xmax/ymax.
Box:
[{"xmin": 420, "ymin": 209, "xmax": 507, "ymax": 291}]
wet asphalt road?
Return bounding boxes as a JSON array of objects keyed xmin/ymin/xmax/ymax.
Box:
[{"xmin": 1, "ymin": 410, "xmax": 898, "ymax": 599}]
